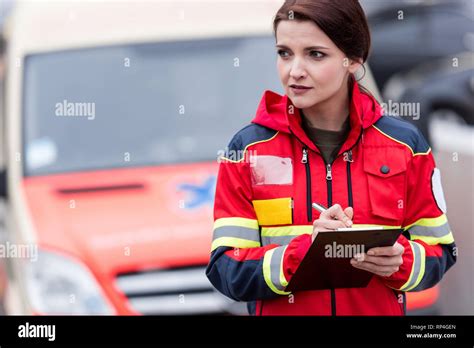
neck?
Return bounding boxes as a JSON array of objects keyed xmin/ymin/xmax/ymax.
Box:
[{"xmin": 302, "ymin": 77, "xmax": 351, "ymax": 131}]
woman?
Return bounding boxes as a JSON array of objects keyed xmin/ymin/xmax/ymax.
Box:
[{"xmin": 206, "ymin": 0, "xmax": 456, "ymax": 315}]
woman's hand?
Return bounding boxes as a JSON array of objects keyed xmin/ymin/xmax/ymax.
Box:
[
  {"xmin": 312, "ymin": 204, "xmax": 353, "ymax": 242},
  {"xmin": 350, "ymin": 242, "xmax": 404, "ymax": 277}
]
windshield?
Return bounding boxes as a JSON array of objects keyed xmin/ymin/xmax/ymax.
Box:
[{"xmin": 23, "ymin": 36, "xmax": 282, "ymax": 176}]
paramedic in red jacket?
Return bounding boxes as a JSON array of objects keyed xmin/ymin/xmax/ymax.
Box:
[{"xmin": 206, "ymin": 0, "xmax": 456, "ymax": 315}]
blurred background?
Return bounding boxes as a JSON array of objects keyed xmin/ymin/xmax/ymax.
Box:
[{"xmin": 0, "ymin": 0, "xmax": 472, "ymax": 315}]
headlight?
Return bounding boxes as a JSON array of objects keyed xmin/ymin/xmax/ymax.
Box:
[{"xmin": 22, "ymin": 249, "xmax": 114, "ymax": 314}]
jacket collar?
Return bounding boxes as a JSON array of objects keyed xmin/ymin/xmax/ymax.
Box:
[{"xmin": 252, "ymin": 75, "xmax": 383, "ymax": 157}]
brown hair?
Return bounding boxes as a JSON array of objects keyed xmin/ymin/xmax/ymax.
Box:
[
  {"xmin": 273, "ymin": 0, "xmax": 371, "ymax": 63},
  {"xmin": 273, "ymin": 0, "xmax": 374, "ymax": 97}
]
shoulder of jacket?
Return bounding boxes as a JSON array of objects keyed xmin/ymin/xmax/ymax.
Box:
[
  {"xmin": 371, "ymin": 115, "xmax": 431, "ymax": 156},
  {"xmin": 225, "ymin": 123, "xmax": 279, "ymax": 161}
]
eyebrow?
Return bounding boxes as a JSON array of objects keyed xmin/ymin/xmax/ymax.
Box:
[{"xmin": 275, "ymin": 44, "xmax": 330, "ymax": 50}]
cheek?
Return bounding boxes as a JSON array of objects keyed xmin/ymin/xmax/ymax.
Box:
[
  {"xmin": 310, "ymin": 60, "xmax": 347, "ymax": 91},
  {"xmin": 276, "ymin": 60, "xmax": 288, "ymax": 83},
  {"xmin": 311, "ymin": 60, "xmax": 344, "ymax": 82}
]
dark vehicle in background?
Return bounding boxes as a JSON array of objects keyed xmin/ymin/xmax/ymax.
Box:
[
  {"xmin": 364, "ymin": 0, "xmax": 473, "ymax": 91},
  {"xmin": 383, "ymin": 52, "xmax": 474, "ymax": 145},
  {"xmin": 361, "ymin": 0, "xmax": 474, "ymax": 146}
]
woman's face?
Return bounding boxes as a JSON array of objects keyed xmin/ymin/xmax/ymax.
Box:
[{"xmin": 275, "ymin": 20, "xmax": 361, "ymax": 109}]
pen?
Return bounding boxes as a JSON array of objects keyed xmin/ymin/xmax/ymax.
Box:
[
  {"xmin": 312, "ymin": 202, "xmax": 353, "ymax": 227},
  {"xmin": 312, "ymin": 202, "xmax": 327, "ymax": 214}
]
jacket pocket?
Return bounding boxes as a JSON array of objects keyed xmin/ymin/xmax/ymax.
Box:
[
  {"xmin": 363, "ymin": 148, "xmax": 407, "ymax": 222},
  {"xmin": 252, "ymin": 197, "xmax": 293, "ymax": 226}
]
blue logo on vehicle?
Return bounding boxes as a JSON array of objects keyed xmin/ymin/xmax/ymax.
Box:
[{"xmin": 177, "ymin": 176, "xmax": 216, "ymax": 209}]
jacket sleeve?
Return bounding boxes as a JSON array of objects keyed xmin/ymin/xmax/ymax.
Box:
[
  {"xmin": 382, "ymin": 142, "xmax": 456, "ymax": 292},
  {"xmin": 205, "ymin": 146, "xmax": 311, "ymax": 302}
]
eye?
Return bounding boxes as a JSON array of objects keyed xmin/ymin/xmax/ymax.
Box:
[
  {"xmin": 310, "ymin": 50, "xmax": 325, "ymax": 59},
  {"xmin": 277, "ymin": 49, "xmax": 290, "ymax": 58}
]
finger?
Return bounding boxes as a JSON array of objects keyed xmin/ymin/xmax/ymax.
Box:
[
  {"xmin": 328, "ymin": 204, "xmax": 347, "ymax": 222},
  {"xmin": 352, "ymin": 261, "xmax": 391, "ymax": 277},
  {"xmin": 323, "ymin": 204, "xmax": 352, "ymax": 226},
  {"xmin": 320, "ymin": 204, "xmax": 342, "ymax": 220},
  {"xmin": 367, "ymin": 244, "xmax": 402, "ymax": 257},
  {"xmin": 351, "ymin": 260, "xmax": 400, "ymax": 274},
  {"xmin": 351, "ymin": 262, "xmax": 392, "ymax": 277},
  {"xmin": 314, "ymin": 219, "xmax": 347, "ymax": 231},
  {"xmin": 394, "ymin": 242, "xmax": 404, "ymax": 254},
  {"xmin": 356, "ymin": 254, "xmax": 403, "ymax": 267},
  {"xmin": 351, "ymin": 259, "xmax": 399, "ymax": 272},
  {"xmin": 344, "ymin": 207, "xmax": 354, "ymax": 221}
]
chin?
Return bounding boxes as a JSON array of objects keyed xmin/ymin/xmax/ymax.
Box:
[{"xmin": 287, "ymin": 94, "xmax": 319, "ymax": 109}]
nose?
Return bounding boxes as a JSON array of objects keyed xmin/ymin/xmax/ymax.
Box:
[{"xmin": 289, "ymin": 57, "xmax": 307, "ymax": 80}]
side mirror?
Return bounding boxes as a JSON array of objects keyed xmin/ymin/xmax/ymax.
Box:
[{"xmin": 0, "ymin": 169, "xmax": 6, "ymax": 198}]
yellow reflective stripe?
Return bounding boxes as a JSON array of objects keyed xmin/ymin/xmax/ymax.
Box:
[
  {"xmin": 262, "ymin": 224, "xmax": 400, "ymax": 235},
  {"xmin": 279, "ymin": 247, "xmax": 289, "ymax": 288},
  {"xmin": 404, "ymin": 215, "xmax": 454, "ymax": 245},
  {"xmin": 263, "ymin": 249, "xmax": 279, "ymax": 294},
  {"xmin": 261, "ymin": 224, "xmax": 400, "ymax": 237},
  {"xmin": 409, "ymin": 246, "xmax": 426, "ymax": 291},
  {"xmin": 211, "ymin": 237, "xmax": 260, "ymax": 252},
  {"xmin": 213, "ymin": 217, "xmax": 259, "ymax": 230},
  {"xmin": 263, "ymin": 246, "xmax": 291, "ymax": 295},
  {"xmin": 261, "ymin": 225, "xmax": 313, "ymax": 237},
  {"xmin": 411, "ymin": 231, "xmax": 455, "ymax": 245},
  {"xmin": 401, "ymin": 241, "xmax": 426, "ymax": 291},
  {"xmin": 404, "ymin": 214, "xmax": 448, "ymax": 230},
  {"xmin": 407, "ymin": 241, "xmax": 426, "ymax": 291},
  {"xmin": 399, "ymin": 241, "xmax": 417, "ymax": 291},
  {"xmin": 212, "ymin": 217, "xmax": 261, "ymax": 252}
]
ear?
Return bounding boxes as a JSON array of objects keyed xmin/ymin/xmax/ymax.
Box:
[{"xmin": 347, "ymin": 58, "xmax": 363, "ymax": 74}]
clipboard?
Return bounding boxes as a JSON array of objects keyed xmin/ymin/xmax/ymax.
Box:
[{"xmin": 286, "ymin": 227, "xmax": 403, "ymax": 292}]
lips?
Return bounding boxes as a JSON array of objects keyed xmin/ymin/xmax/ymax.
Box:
[
  {"xmin": 289, "ymin": 84, "xmax": 313, "ymax": 95},
  {"xmin": 290, "ymin": 84, "xmax": 312, "ymax": 89}
]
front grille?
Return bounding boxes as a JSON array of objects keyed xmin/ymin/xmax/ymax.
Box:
[{"xmin": 115, "ymin": 265, "xmax": 247, "ymax": 315}]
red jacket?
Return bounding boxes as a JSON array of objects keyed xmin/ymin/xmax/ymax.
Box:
[{"xmin": 206, "ymin": 80, "xmax": 456, "ymax": 315}]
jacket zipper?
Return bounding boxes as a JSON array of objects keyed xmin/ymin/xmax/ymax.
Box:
[
  {"xmin": 346, "ymin": 149, "xmax": 353, "ymax": 208},
  {"xmin": 296, "ymin": 129, "xmax": 361, "ymax": 220},
  {"xmin": 326, "ymin": 163, "xmax": 333, "ymax": 207},
  {"xmin": 294, "ymin": 128, "xmax": 363, "ymax": 317},
  {"xmin": 300, "ymin": 148, "xmax": 338, "ymax": 315},
  {"xmin": 304, "ymin": 147, "xmax": 357, "ymax": 317},
  {"xmin": 327, "ymin": 149, "xmax": 355, "ymax": 316},
  {"xmin": 301, "ymin": 148, "xmax": 312, "ymax": 222},
  {"xmin": 324, "ymin": 161, "xmax": 336, "ymax": 316}
]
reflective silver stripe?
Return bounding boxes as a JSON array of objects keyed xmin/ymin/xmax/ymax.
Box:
[
  {"xmin": 212, "ymin": 226, "xmax": 260, "ymax": 242},
  {"xmin": 262, "ymin": 235, "xmax": 296, "ymax": 246},
  {"xmin": 270, "ymin": 246, "xmax": 287, "ymax": 291},
  {"xmin": 408, "ymin": 222, "xmax": 451, "ymax": 238},
  {"xmin": 402, "ymin": 241, "xmax": 422, "ymax": 291}
]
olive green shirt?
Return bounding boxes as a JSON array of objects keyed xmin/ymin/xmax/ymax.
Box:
[{"xmin": 301, "ymin": 112, "xmax": 351, "ymax": 164}]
